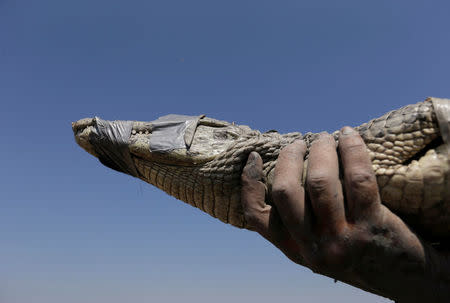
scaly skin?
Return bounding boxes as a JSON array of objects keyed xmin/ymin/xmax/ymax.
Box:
[{"xmin": 72, "ymin": 98, "xmax": 450, "ymax": 243}]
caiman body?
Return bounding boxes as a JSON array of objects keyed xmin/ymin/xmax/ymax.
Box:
[{"xmin": 72, "ymin": 98, "xmax": 450, "ymax": 243}]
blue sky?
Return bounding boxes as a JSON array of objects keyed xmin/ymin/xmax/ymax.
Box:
[{"xmin": 1, "ymin": 1, "xmax": 450, "ymax": 302}]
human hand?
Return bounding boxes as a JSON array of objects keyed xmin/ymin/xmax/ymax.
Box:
[{"xmin": 241, "ymin": 127, "xmax": 450, "ymax": 302}]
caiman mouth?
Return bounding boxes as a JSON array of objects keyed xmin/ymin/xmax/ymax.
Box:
[{"xmin": 72, "ymin": 115, "xmax": 254, "ymax": 173}]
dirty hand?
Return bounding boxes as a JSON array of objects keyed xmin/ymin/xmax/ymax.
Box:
[{"xmin": 241, "ymin": 127, "xmax": 449, "ymax": 302}]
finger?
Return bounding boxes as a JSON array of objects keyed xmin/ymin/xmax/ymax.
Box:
[
  {"xmin": 241, "ymin": 152, "xmax": 305, "ymax": 265},
  {"xmin": 338, "ymin": 127, "xmax": 380, "ymax": 220},
  {"xmin": 307, "ymin": 133, "xmax": 346, "ymax": 234},
  {"xmin": 241, "ymin": 152, "xmax": 268, "ymax": 233},
  {"xmin": 272, "ymin": 140, "xmax": 309, "ymax": 241}
]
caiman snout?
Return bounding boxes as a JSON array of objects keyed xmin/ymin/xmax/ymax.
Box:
[
  {"xmin": 72, "ymin": 117, "xmax": 96, "ymax": 135},
  {"xmin": 73, "ymin": 117, "xmax": 140, "ymax": 176},
  {"xmin": 72, "ymin": 117, "xmax": 99, "ymax": 159}
]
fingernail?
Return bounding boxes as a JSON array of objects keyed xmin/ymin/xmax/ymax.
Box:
[
  {"xmin": 317, "ymin": 131, "xmax": 330, "ymax": 140},
  {"xmin": 293, "ymin": 139, "xmax": 306, "ymax": 147},
  {"xmin": 341, "ymin": 126, "xmax": 354, "ymax": 135},
  {"xmin": 248, "ymin": 152, "xmax": 257, "ymax": 162}
]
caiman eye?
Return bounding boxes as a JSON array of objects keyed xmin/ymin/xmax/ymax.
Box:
[{"xmin": 213, "ymin": 129, "xmax": 240, "ymax": 140}]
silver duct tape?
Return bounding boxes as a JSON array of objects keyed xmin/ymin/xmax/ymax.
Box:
[
  {"xmin": 431, "ymin": 97, "xmax": 450, "ymax": 155},
  {"xmin": 86, "ymin": 114, "xmax": 203, "ymax": 177},
  {"xmin": 90, "ymin": 117, "xmax": 139, "ymax": 177},
  {"xmin": 149, "ymin": 114, "xmax": 204, "ymax": 152}
]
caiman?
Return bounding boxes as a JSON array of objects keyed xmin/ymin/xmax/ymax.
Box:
[{"xmin": 72, "ymin": 97, "xmax": 450, "ymax": 244}]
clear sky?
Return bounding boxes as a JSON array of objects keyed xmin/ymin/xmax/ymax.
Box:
[{"xmin": 1, "ymin": 1, "xmax": 450, "ymax": 302}]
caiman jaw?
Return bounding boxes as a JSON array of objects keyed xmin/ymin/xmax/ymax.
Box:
[
  {"xmin": 72, "ymin": 118, "xmax": 98, "ymax": 158},
  {"xmin": 72, "ymin": 115, "xmax": 254, "ymax": 169}
]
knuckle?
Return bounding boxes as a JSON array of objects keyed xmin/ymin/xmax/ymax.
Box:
[
  {"xmin": 242, "ymin": 165, "xmax": 261, "ymax": 182},
  {"xmin": 348, "ymin": 170, "xmax": 376, "ymax": 189},
  {"xmin": 272, "ymin": 181, "xmax": 298, "ymax": 201},
  {"xmin": 240, "ymin": 172, "xmax": 253, "ymax": 186},
  {"xmin": 341, "ymin": 139, "xmax": 365, "ymax": 154},
  {"xmin": 307, "ymin": 172, "xmax": 332, "ymax": 195}
]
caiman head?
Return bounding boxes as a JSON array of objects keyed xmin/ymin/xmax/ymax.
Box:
[
  {"xmin": 72, "ymin": 114, "xmax": 284, "ymax": 227},
  {"xmin": 72, "ymin": 114, "xmax": 259, "ymax": 170}
]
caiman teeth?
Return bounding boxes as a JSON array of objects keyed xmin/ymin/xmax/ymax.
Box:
[
  {"xmin": 72, "ymin": 118, "xmax": 96, "ymax": 134},
  {"xmin": 132, "ymin": 121, "xmax": 154, "ymax": 134}
]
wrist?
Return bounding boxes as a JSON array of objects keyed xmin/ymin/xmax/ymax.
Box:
[
  {"xmin": 427, "ymin": 247, "xmax": 450, "ymax": 303},
  {"xmin": 337, "ymin": 226, "xmax": 449, "ymax": 302},
  {"xmin": 387, "ymin": 243, "xmax": 450, "ymax": 302}
]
